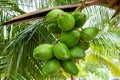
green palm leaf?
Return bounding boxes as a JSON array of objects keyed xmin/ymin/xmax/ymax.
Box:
[
  {"xmin": 1, "ymin": 0, "xmax": 120, "ymax": 79},
  {"xmin": 87, "ymin": 53, "xmax": 120, "ymax": 77}
]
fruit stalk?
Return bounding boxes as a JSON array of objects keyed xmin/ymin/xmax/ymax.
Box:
[{"xmin": 71, "ymin": 75, "xmax": 76, "ymax": 80}]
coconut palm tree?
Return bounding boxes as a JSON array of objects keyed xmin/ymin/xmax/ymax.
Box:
[{"xmin": 0, "ymin": 0, "xmax": 120, "ymax": 80}]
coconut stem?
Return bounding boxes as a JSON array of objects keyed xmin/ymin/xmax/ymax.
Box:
[{"xmin": 71, "ymin": 75, "xmax": 76, "ymax": 80}]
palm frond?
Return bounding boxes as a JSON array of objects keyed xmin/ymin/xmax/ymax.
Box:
[
  {"xmin": 82, "ymin": 5, "xmax": 120, "ymax": 58},
  {"xmin": 1, "ymin": 21, "xmax": 44, "ymax": 79},
  {"xmin": 1, "ymin": 0, "xmax": 120, "ymax": 79},
  {"xmin": 0, "ymin": 0, "xmax": 25, "ymax": 14},
  {"xmin": 87, "ymin": 53, "xmax": 120, "ymax": 77},
  {"xmin": 91, "ymin": 32, "xmax": 120, "ymax": 59},
  {"xmin": 0, "ymin": 0, "xmax": 82, "ymax": 79}
]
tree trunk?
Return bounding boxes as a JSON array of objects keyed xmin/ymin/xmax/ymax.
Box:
[{"xmin": 71, "ymin": 75, "xmax": 76, "ymax": 80}]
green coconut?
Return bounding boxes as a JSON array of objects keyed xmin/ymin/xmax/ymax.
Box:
[
  {"xmin": 54, "ymin": 42, "xmax": 70, "ymax": 60},
  {"xmin": 46, "ymin": 9, "xmax": 64, "ymax": 23},
  {"xmin": 47, "ymin": 23, "xmax": 62, "ymax": 34},
  {"xmin": 57, "ymin": 12, "xmax": 75, "ymax": 31},
  {"xmin": 60, "ymin": 29, "xmax": 80, "ymax": 48},
  {"xmin": 61, "ymin": 60, "xmax": 78, "ymax": 75},
  {"xmin": 72, "ymin": 11, "xmax": 86, "ymax": 28},
  {"xmin": 70, "ymin": 46, "xmax": 84, "ymax": 59},
  {"xmin": 33, "ymin": 44, "xmax": 54, "ymax": 60},
  {"xmin": 42, "ymin": 59, "xmax": 61, "ymax": 75},
  {"xmin": 81, "ymin": 27, "xmax": 99, "ymax": 42}
]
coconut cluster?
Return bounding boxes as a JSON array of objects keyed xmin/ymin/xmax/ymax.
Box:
[{"xmin": 33, "ymin": 9, "xmax": 99, "ymax": 76}]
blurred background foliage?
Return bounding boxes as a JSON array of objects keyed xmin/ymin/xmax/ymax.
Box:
[{"xmin": 0, "ymin": 0, "xmax": 120, "ymax": 80}]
